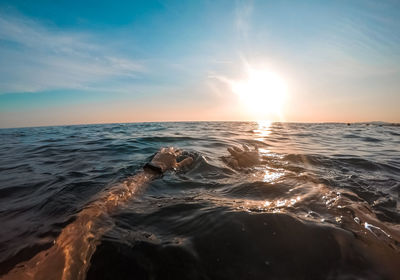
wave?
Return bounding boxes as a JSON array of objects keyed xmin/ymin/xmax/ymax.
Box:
[{"xmin": 0, "ymin": 122, "xmax": 399, "ymax": 279}]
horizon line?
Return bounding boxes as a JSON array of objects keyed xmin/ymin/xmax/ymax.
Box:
[{"xmin": 1, "ymin": 120, "xmax": 398, "ymax": 130}]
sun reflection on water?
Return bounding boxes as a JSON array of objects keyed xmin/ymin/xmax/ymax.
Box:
[
  {"xmin": 229, "ymin": 195, "xmax": 303, "ymax": 213},
  {"xmin": 263, "ymin": 169, "xmax": 284, "ymax": 183},
  {"xmin": 254, "ymin": 120, "xmax": 272, "ymax": 139}
]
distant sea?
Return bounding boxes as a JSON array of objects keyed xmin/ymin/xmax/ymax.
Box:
[{"xmin": 0, "ymin": 122, "xmax": 399, "ymax": 279}]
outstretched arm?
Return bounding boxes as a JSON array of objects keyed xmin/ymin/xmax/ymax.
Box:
[
  {"xmin": 3, "ymin": 147, "xmax": 193, "ymax": 280},
  {"xmin": 102, "ymin": 147, "xmax": 193, "ymax": 211}
]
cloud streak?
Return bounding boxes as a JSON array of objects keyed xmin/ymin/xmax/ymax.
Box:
[
  {"xmin": 235, "ymin": 0, "xmax": 253, "ymax": 39},
  {"xmin": 0, "ymin": 13, "xmax": 144, "ymax": 93}
]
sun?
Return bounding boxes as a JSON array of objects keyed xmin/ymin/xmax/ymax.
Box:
[{"xmin": 230, "ymin": 68, "xmax": 287, "ymax": 118}]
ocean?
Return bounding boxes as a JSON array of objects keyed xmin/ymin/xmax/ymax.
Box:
[{"xmin": 0, "ymin": 121, "xmax": 399, "ymax": 279}]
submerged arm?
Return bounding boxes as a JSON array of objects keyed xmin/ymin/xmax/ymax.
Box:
[{"xmin": 3, "ymin": 147, "xmax": 193, "ymax": 280}]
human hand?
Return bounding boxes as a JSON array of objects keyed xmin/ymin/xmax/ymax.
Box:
[
  {"xmin": 149, "ymin": 147, "xmax": 193, "ymax": 173},
  {"xmin": 223, "ymin": 144, "xmax": 260, "ymax": 169}
]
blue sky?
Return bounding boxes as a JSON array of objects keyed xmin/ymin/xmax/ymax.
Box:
[{"xmin": 0, "ymin": 0, "xmax": 399, "ymax": 127}]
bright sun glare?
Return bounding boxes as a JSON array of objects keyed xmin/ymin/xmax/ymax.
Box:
[{"xmin": 230, "ymin": 68, "xmax": 287, "ymax": 118}]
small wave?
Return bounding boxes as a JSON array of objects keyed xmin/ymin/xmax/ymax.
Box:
[
  {"xmin": 1, "ymin": 122, "xmax": 399, "ymax": 279},
  {"xmin": 135, "ymin": 136, "xmax": 198, "ymax": 143},
  {"xmin": 0, "ymin": 163, "xmax": 33, "ymax": 173},
  {"xmin": 362, "ymin": 136, "xmax": 382, "ymax": 142},
  {"xmin": 221, "ymin": 181, "xmax": 291, "ymax": 200}
]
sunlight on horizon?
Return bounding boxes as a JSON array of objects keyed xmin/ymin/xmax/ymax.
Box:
[{"xmin": 230, "ymin": 67, "xmax": 288, "ymax": 121}]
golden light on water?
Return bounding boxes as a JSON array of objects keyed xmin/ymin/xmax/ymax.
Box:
[
  {"xmin": 254, "ymin": 120, "xmax": 272, "ymax": 138},
  {"xmin": 263, "ymin": 169, "xmax": 284, "ymax": 183},
  {"xmin": 230, "ymin": 67, "xmax": 287, "ymax": 118}
]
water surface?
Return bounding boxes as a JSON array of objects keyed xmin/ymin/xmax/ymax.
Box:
[{"xmin": 0, "ymin": 122, "xmax": 399, "ymax": 279}]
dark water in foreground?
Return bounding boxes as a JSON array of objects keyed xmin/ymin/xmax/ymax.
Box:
[{"xmin": 0, "ymin": 122, "xmax": 399, "ymax": 279}]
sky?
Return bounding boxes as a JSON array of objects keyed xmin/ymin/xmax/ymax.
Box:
[{"xmin": 0, "ymin": 0, "xmax": 399, "ymax": 128}]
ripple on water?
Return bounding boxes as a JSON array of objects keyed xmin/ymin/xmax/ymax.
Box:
[{"xmin": 0, "ymin": 122, "xmax": 399, "ymax": 279}]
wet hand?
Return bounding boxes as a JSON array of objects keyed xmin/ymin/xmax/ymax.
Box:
[
  {"xmin": 224, "ymin": 144, "xmax": 260, "ymax": 169},
  {"xmin": 150, "ymin": 147, "xmax": 193, "ymax": 173}
]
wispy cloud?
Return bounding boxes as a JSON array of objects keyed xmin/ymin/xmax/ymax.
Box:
[
  {"xmin": 0, "ymin": 13, "xmax": 144, "ymax": 93},
  {"xmin": 235, "ymin": 0, "xmax": 253, "ymax": 39}
]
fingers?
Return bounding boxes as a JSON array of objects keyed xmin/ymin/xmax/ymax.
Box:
[
  {"xmin": 228, "ymin": 144, "xmax": 257, "ymax": 155},
  {"xmin": 152, "ymin": 147, "xmax": 193, "ymax": 172},
  {"xmin": 160, "ymin": 147, "xmax": 180, "ymax": 155},
  {"xmin": 228, "ymin": 145, "xmax": 245, "ymax": 156},
  {"xmin": 228, "ymin": 147, "xmax": 238, "ymax": 156},
  {"xmin": 160, "ymin": 147, "xmax": 174, "ymax": 154},
  {"xmin": 176, "ymin": 156, "xmax": 193, "ymax": 169},
  {"xmin": 229, "ymin": 158, "xmax": 239, "ymax": 169},
  {"xmin": 233, "ymin": 146, "xmax": 243, "ymax": 153},
  {"xmin": 174, "ymin": 149, "xmax": 182, "ymax": 156}
]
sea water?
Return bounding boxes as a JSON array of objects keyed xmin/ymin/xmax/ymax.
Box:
[{"xmin": 0, "ymin": 122, "xmax": 399, "ymax": 279}]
